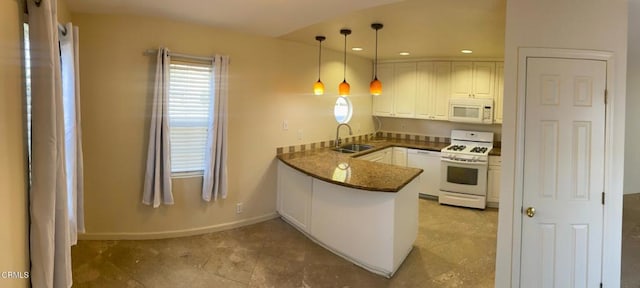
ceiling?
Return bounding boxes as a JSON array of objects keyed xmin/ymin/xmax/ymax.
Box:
[{"xmin": 65, "ymin": 0, "xmax": 506, "ymax": 60}]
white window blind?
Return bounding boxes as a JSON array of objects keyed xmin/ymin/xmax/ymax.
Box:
[{"xmin": 168, "ymin": 59, "xmax": 213, "ymax": 174}]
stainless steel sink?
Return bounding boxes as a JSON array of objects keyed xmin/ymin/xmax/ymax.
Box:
[{"xmin": 332, "ymin": 144, "xmax": 374, "ymax": 153}]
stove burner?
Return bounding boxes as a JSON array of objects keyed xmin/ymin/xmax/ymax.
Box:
[
  {"xmin": 447, "ymin": 145, "xmax": 466, "ymax": 151},
  {"xmin": 470, "ymin": 147, "xmax": 488, "ymax": 154}
]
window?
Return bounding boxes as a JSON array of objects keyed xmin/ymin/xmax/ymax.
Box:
[
  {"xmin": 334, "ymin": 96, "xmax": 353, "ymax": 123},
  {"xmin": 168, "ymin": 59, "xmax": 213, "ymax": 174}
]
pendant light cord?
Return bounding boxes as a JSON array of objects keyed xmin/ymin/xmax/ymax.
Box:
[
  {"xmin": 374, "ymin": 28, "xmax": 378, "ymax": 78},
  {"xmin": 318, "ymin": 40, "xmax": 322, "ymax": 80},
  {"xmin": 343, "ymin": 33, "xmax": 347, "ymax": 81}
]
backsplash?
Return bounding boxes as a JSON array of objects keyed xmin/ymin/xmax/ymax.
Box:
[
  {"xmin": 275, "ymin": 130, "xmax": 506, "ymax": 155},
  {"xmin": 276, "ymin": 133, "xmax": 376, "ymax": 155}
]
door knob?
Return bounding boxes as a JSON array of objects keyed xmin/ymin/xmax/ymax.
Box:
[{"xmin": 525, "ymin": 207, "xmax": 536, "ymax": 218}]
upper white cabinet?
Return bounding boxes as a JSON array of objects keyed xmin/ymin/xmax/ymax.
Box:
[
  {"xmin": 494, "ymin": 62, "xmax": 504, "ymax": 124},
  {"xmin": 373, "ymin": 60, "xmax": 503, "ymax": 124},
  {"xmin": 372, "ymin": 63, "xmax": 394, "ymax": 116},
  {"xmin": 393, "ymin": 63, "xmax": 417, "ymax": 118},
  {"xmin": 416, "ymin": 62, "xmax": 451, "ymax": 120},
  {"xmin": 372, "ymin": 63, "xmax": 416, "ymax": 118},
  {"xmin": 451, "ymin": 62, "xmax": 496, "ymax": 99}
]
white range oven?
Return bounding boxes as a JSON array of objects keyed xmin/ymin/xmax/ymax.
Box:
[{"xmin": 439, "ymin": 130, "xmax": 493, "ymax": 209}]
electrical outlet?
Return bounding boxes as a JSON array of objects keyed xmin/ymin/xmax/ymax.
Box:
[
  {"xmin": 236, "ymin": 202, "xmax": 243, "ymax": 214},
  {"xmin": 282, "ymin": 120, "xmax": 289, "ymax": 131},
  {"xmin": 297, "ymin": 129, "xmax": 303, "ymax": 140}
]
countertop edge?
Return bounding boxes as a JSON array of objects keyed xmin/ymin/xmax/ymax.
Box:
[{"xmin": 277, "ymin": 158, "xmax": 423, "ymax": 193}]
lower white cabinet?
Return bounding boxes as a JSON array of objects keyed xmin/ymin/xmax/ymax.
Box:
[
  {"xmin": 392, "ymin": 147, "xmax": 407, "ymax": 167},
  {"xmin": 277, "ymin": 160, "xmax": 420, "ymax": 277},
  {"xmin": 407, "ymin": 149, "xmax": 441, "ymax": 197},
  {"xmin": 487, "ymin": 156, "xmax": 502, "ymax": 207},
  {"xmin": 357, "ymin": 148, "xmax": 392, "ymax": 164},
  {"xmin": 277, "ymin": 161, "xmax": 313, "ymax": 233}
]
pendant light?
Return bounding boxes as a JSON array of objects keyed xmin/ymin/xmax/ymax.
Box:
[
  {"xmin": 339, "ymin": 29, "xmax": 352, "ymax": 96},
  {"xmin": 370, "ymin": 23, "xmax": 383, "ymax": 96},
  {"xmin": 313, "ymin": 36, "xmax": 326, "ymax": 95}
]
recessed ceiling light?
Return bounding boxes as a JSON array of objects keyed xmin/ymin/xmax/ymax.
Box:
[
  {"xmin": 399, "ymin": 52, "xmax": 410, "ymax": 56},
  {"xmin": 461, "ymin": 49, "xmax": 473, "ymax": 54},
  {"xmin": 351, "ymin": 47, "xmax": 364, "ymax": 51}
]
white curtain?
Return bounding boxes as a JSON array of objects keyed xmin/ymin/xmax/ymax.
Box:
[
  {"xmin": 202, "ymin": 55, "xmax": 229, "ymax": 201},
  {"xmin": 59, "ymin": 22, "xmax": 85, "ymax": 245},
  {"xmin": 143, "ymin": 47, "xmax": 174, "ymax": 207},
  {"xmin": 28, "ymin": 0, "xmax": 78, "ymax": 287}
]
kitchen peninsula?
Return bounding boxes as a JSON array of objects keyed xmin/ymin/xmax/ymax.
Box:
[{"xmin": 276, "ymin": 143, "xmax": 423, "ymax": 278}]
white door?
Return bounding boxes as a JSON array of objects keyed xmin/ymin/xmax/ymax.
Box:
[{"xmin": 521, "ymin": 58, "xmax": 606, "ymax": 288}]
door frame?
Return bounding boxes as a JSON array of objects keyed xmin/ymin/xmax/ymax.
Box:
[{"xmin": 507, "ymin": 48, "xmax": 622, "ymax": 287}]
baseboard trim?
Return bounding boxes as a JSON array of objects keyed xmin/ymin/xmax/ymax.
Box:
[{"xmin": 78, "ymin": 212, "xmax": 279, "ymax": 240}]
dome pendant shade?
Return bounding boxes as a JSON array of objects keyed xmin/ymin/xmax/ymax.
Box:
[
  {"xmin": 313, "ymin": 35, "xmax": 326, "ymax": 95},
  {"xmin": 313, "ymin": 79, "xmax": 325, "ymax": 95},
  {"xmin": 339, "ymin": 80, "xmax": 350, "ymax": 96},
  {"xmin": 370, "ymin": 23, "xmax": 383, "ymax": 96},
  {"xmin": 369, "ymin": 77, "xmax": 382, "ymax": 96}
]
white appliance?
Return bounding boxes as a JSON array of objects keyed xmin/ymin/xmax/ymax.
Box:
[
  {"xmin": 439, "ymin": 130, "xmax": 494, "ymax": 209},
  {"xmin": 407, "ymin": 149, "xmax": 441, "ymax": 198},
  {"xmin": 448, "ymin": 98, "xmax": 494, "ymax": 124}
]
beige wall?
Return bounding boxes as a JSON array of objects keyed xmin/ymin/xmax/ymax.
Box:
[
  {"xmin": 0, "ymin": 1, "xmax": 28, "ymax": 287},
  {"xmin": 72, "ymin": 13, "xmax": 375, "ymax": 237},
  {"xmin": 496, "ymin": 0, "xmax": 627, "ymax": 286},
  {"xmin": 625, "ymin": 0, "xmax": 640, "ymax": 195}
]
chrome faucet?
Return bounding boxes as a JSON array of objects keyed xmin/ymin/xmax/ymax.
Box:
[{"xmin": 335, "ymin": 123, "xmax": 353, "ymax": 147}]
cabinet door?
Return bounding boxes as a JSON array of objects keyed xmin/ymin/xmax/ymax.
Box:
[
  {"xmin": 433, "ymin": 62, "xmax": 452, "ymax": 120},
  {"xmin": 372, "ymin": 63, "xmax": 394, "ymax": 116},
  {"xmin": 357, "ymin": 148, "xmax": 392, "ymax": 163},
  {"xmin": 392, "ymin": 147, "xmax": 407, "ymax": 167},
  {"xmin": 415, "ymin": 62, "xmax": 435, "ymax": 119},
  {"xmin": 277, "ymin": 161, "xmax": 313, "ymax": 232},
  {"xmin": 451, "ymin": 62, "xmax": 473, "ymax": 98},
  {"xmin": 494, "ymin": 62, "xmax": 504, "ymax": 123},
  {"xmin": 487, "ymin": 156, "xmax": 502, "ymax": 205},
  {"xmin": 393, "ymin": 63, "xmax": 417, "ymax": 118},
  {"xmin": 487, "ymin": 166, "xmax": 501, "ymax": 205},
  {"xmin": 471, "ymin": 62, "xmax": 496, "ymax": 99}
]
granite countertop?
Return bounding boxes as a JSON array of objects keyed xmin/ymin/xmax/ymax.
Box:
[{"xmin": 277, "ymin": 138, "xmax": 501, "ymax": 193}]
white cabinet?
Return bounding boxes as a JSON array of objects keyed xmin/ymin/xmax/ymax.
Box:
[
  {"xmin": 357, "ymin": 148, "xmax": 392, "ymax": 164},
  {"xmin": 407, "ymin": 149, "xmax": 441, "ymax": 197},
  {"xmin": 494, "ymin": 63, "xmax": 504, "ymax": 124},
  {"xmin": 487, "ymin": 156, "xmax": 502, "ymax": 207},
  {"xmin": 392, "ymin": 147, "xmax": 407, "ymax": 166},
  {"xmin": 372, "ymin": 63, "xmax": 416, "ymax": 118},
  {"xmin": 393, "ymin": 63, "xmax": 417, "ymax": 118},
  {"xmin": 416, "ymin": 62, "xmax": 451, "ymax": 120},
  {"xmin": 277, "ymin": 161, "xmax": 313, "ymax": 232},
  {"xmin": 372, "ymin": 63, "xmax": 394, "ymax": 116},
  {"xmin": 451, "ymin": 62, "xmax": 496, "ymax": 99}
]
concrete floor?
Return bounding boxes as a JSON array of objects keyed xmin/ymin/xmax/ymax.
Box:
[
  {"xmin": 71, "ymin": 199, "xmax": 498, "ymax": 288},
  {"xmin": 622, "ymin": 193, "xmax": 640, "ymax": 288}
]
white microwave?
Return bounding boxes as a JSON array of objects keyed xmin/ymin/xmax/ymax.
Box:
[{"xmin": 448, "ymin": 98, "xmax": 494, "ymax": 124}]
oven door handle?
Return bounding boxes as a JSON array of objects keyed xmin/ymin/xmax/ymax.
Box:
[{"xmin": 441, "ymin": 158, "xmax": 487, "ymax": 166}]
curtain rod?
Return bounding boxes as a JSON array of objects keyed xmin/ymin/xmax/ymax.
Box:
[{"xmin": 144, "ymin": 49, "xmax": 215, "ymax": 62}]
